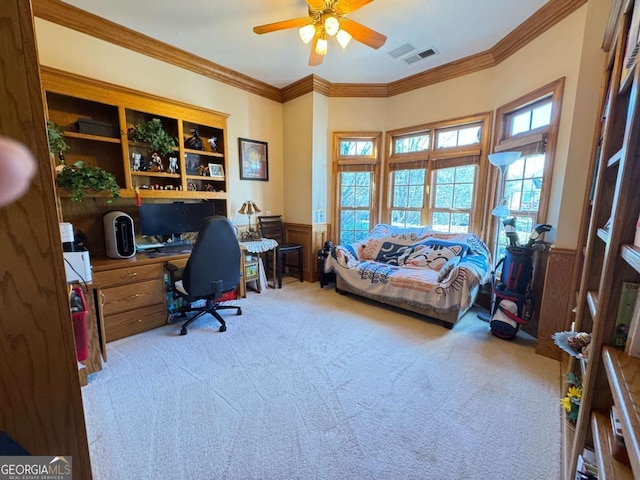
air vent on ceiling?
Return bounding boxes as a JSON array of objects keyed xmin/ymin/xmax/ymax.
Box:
[
  {"xmin": 403, "ymin": 48, "xmax": 437, "ymax": 65},
  {"xmin": 387, "ymin": 43, "xmax": 416, "ymax": 59}
]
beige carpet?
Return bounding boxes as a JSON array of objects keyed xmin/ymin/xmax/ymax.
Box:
[{"xmin": 82, "ymin": 280, "xmax": 562, "ymax": 480}]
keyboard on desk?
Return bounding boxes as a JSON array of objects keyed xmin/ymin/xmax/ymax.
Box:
[{"xmin": 143, "ymin": 243, "xmax": 193, "ymax": 257}]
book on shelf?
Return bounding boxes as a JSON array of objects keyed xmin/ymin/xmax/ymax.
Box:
[
  {"xmin": 575, "ymin": 447, "xmax": 598, "ymax": 480},
  {"xmin": 613, "ymin": 282, "xmax": 640, "ymax": 349},
  {"xmin": 624, "ymin": 288, "xmax": 640, "ymax": 358},
  {"xmin": 610, "ymin": 404, "xmax": 630, "ymax": 465}
]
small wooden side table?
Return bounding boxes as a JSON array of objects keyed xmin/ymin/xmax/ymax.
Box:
[{"xmin": 239, "ymin": 238, "xmax": 278, "ymax": 297}]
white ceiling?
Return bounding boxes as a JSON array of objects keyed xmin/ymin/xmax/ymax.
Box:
[{"xmin": 60, "ymin": 0, "xmax": 549, "ymax": 89}]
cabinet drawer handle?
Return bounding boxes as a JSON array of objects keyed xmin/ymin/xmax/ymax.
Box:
[
  {"xmin": 137, "ymin": 319, "xmax": 142, "ymax": 323},
  {"xmin": 129, "ymin": 294, "xmax": 141, "ymax": 300},
  {"xmin": 129, "ymin": 272, "xmax": 138, "ymax": 277}
]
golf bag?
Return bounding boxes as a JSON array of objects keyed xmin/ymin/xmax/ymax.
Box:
[{"xmin": 490, "ymin": 246, "xmax": 535, "ymax": 339}]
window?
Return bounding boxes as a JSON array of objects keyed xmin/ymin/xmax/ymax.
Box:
[
  {"xmin": 385, "ymin": 114, "xmax": 491, "ymax": 232},
  {"xmin": 333, "ymin": 133, "xmax": 381, "ymax": 244},
  {"xmin": 490, "ymin": 79, "xmax": 564, "ymax": 259}
]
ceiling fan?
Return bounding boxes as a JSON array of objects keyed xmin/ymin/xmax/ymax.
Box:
[{"xmin": 253, "ymin": 0, "xmax": 387, "ymax": 66}]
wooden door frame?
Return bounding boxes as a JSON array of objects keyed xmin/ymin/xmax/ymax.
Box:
[{"xmin": 0, "ymin": 1, "xmax": 92, "ymax": 478}]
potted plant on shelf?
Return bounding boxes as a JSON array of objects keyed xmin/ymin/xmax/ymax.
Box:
[
  {"xmin": 47, "ymin": 121, "xmax": 69, "ymax": 165},
  {"xmin": 56, "ymin": 161, "xmax": 120, "ymax": 202},
  {"xmin": 130, "ymin": 118, "xmax": 176, "ymax": 157},
  {"xmin": 560, "ymin": 372, "xmax": 582, "ymax": 425}
]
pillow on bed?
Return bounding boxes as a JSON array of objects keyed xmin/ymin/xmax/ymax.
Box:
[
  {"xmin": 398, "ymin": 243, "xmax": 464, "ymax": 270},
  {"xmin": 437, "ymin": 255, "xmax": 461, "ymax": 282}
]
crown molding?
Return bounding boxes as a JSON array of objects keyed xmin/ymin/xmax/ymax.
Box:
[
  {"xmin": 32, "ymin": 0, "xmax": 283, "ymax": 103},
  {"xmin": 33, "ymin": 0, "xmax": 587, "ymax": 104}
]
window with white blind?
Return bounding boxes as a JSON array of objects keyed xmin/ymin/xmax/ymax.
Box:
[
  {"xmin": 385, "ymin": 115, "xmax": 491, "ymax": 232},
  {"xmin": 333, "ymin": 133, "xmax": 381, "ymax": 245}
]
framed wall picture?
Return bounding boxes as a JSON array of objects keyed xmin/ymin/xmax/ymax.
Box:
[
  {"xmin": 208, "ymin": 163, "xmax": 225, "ymax": 180},
  {"xmin": 238, "ymin": 138, "xmax": 269, "ymax": 181}
]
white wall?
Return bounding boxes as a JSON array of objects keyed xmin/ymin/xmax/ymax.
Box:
[
  {"xmin": 35, "ymin": 19, "xmax": 285, "ymax": 220},
  {"xmin": 282, "ymin": 93, "xmax": 314, "ymax": 223}
]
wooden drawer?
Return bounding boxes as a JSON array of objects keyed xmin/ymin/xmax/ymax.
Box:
[
  {"xmin": 104, "ymin": 303, "xmax": 167, "ymax": 342},
  {"xmin": 101, "ymin": 279, "xmax": 165, "ymax": 316},
  {"xmin": 93, "ymin": 263, "xmax": 163, "ymax": 287}
]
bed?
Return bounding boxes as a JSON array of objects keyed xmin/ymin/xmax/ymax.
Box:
[{"xmin": 324, "ymin": 224, "xmax": 492, "ymax": 328}]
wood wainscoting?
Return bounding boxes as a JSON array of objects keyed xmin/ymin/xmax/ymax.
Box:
[
  {"xmin": 283, "ymin": 222, "xmax": 331, "ymax": 283},
  {"xmin": 536, "ymin": 247, "xmax": 577, "ymax": 360}
]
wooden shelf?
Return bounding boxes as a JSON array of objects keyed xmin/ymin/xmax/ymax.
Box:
[
  {"xmin": 620, "ymin": 62, "xmax": 636, "ymax": 94},
  {"xmin": 602, "ymin": 347, "xmax": 640, "ymax": 478},
  {"xmin": 598, "ymin": 228, "xmax": 611, "ymax": 243},
  {"xmin": 587, "ymin": 290, "xmax": 599, "ymax": 319},
  {"xmin": 592, "ymin": 411, "xmax": 634, "ymax": 480},
  {"xmin": 608, "ymin": 148, "xmax": 623, "ymax": 167},
  {"xmin": 64, "ymin": 131, "xmax": 121, "ymax": 144},
  {"xmin": 131, "ymin": 171, "xmax": 181, "ymax": 179},
  {"xmin": 184, "ymin": 148, "xmax": 223, "ymax": 157},
  {"xmin": 622, "ymin": 244, "xmax": 640, "ymax": 274}
]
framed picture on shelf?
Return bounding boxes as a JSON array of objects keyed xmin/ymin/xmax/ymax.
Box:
[
  {"xmin": 185, "ymin": 153, "xmax": 200, "ymax": 176},
  {"xmin": 208, "ymin": 163, "xmax": 225, "ymax": 180},
  {"xmin": 238, "ymin": 138, "xmax": 268, "ymax": 181}
]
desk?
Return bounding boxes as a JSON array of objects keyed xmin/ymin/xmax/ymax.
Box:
[{"xmin": 239, "ymin": 238, "xmax": 278, "ymax": 296}]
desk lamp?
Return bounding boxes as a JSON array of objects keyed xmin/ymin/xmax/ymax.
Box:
[{"xmin": 238, "ymin": 200, "xmax": 261, "ymax": 239}]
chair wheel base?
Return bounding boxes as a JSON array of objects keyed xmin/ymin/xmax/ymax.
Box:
[
  {"xmin": 219, "ymin": 324, "xmax": 227, "ymax": 333},
  {"xmin": 180, "ymin": 327, "xmax": 188, "ymax": 336},
  {"xmin": 237, "ymin": 308, "xmax": 242, "ymax": 315}
]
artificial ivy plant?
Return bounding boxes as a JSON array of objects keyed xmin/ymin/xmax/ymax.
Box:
[
  {"xmin": 130, "ymin": 118, "xmax": 176, "ymax": 157},
  {"xmin": 47, "ymin": 121, "xmax": 69, "ymax": 159},
  {"xmin": 56, "ymin": 161, "xmax": 120, "ymax": 202}
]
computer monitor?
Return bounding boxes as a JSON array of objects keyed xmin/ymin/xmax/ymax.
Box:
[{"xmin": 139, "ymin": 202, "xmax": 218, "ymax": 241}]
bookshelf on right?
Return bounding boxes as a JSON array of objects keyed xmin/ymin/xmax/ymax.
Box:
[{"xmin": 566, "ymin": 0, "xmax": 640, "ymax": 479}]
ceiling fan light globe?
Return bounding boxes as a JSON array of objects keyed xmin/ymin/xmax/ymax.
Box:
[
  {"xmin": 336, "ymin": 29, "xmax": 352, "ymax": 48},
  {"xmin": 299, "ymin": 24, "xmax": 316, "ymax": 44},
  {"xmin": 316, "ymin": 37, "xmax": 328, "ymax": 56},
  {"xmin": 324, "ymin": 16, "xmax": 340, "ymax": 36}
]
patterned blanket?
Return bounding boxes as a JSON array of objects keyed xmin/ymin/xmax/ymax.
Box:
[{"xmin": 325, "ymin": 224, "xmax": 492, "ymax": 314}]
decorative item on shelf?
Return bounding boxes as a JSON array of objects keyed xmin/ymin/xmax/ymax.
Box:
[
  {"xmin": 150, "ymin": 152, "xmax": 164, "ymax": 172},
  {"xmin": 131, "ymin": 152, "xmax": 142, "ymax": 171},
  {"xmin": 560, "ymin": 372, "xmax": 582, "ymax": 424},
  {"xmin": 185, "ymin": 154, "xmax": 200, "ymax": 175},
  {"xmin": 184, "ymin": 129, "xmax": 204, "ymax": 151},
  {"xmin": 168, "ymin": 156, "xmax": 178, "ymax": 174},
  {"xmin": 208, "ymin": 163, "xmax": 224, "ymax": 180},
  {"xmin": 47, "ymin": 120, "xmax": 69, "ymax": 167},
  {"xmin": 197, "ymin": 164, "xmax": 209, "ymax": 176},
  {"xmin": 56, "ymin": 161, "xmax": 120, "ymax": 202},
  {"xmin": 238, "ymin": 200, "xmax": 262, "ymax": 241},
  {"xmin": 187, "ymin": 182, "xmax": 197, "ymax": 191},
  {"xmin": 130, "ymin": 118, "xmax": 176, "ymax": 157},
  {"xmin": 552, "ymin": 331, "xmax": 592, "ymax": 359},
  {"xmin": 208, "ymin": 136, "xmax": 217, "ymax": 152}
]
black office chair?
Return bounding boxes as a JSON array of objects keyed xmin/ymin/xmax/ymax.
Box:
[
  {"xmin": 165, "ymin": 216, "xmax": 242, "ymax": 335},
  {"xmin": 257, "ymin": 215, "xmax": 303, "ymax": 288}
]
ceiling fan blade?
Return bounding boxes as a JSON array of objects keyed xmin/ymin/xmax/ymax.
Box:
[
  {"xmin": 253, "ymin": 17, "xmax": 311, "ymax": 35},
  {"xmin": 305, "ymin": 0, "xmax": 326, "ymax": 10},
  {"xmin": 309, "ymin": 37, "xmax": 324, "ymax": 66},
  {"xmin": 333, "ymin": 0, "xmax": 374, "ymax": 16},
  {"xmin": 340, "ymin": 18, "xmax": 387, "ymax": 49}
]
